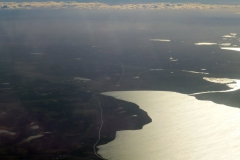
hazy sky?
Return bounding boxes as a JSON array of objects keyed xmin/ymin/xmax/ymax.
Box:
[{"xmin": 0, "ymin": 0, "xmax": 239, "ymax": 4}]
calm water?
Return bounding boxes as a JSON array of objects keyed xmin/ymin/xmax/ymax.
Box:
[{"xmin": 98, "ymin": 91, "xmax": 240, "ymax": 159}]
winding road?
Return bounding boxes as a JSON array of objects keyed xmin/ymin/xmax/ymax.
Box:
[{"xmin": 92, "ymin": 63, "xmax": 125, "ymax": 159}]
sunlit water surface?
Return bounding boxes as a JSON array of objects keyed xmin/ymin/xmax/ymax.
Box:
[{"xmin": 98, "ymin": 91, "xmax": 240, "ymax": 160}]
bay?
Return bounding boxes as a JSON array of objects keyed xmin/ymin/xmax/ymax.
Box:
[{"xmin": 98, "ymin": 91, "xmax": 240, "ymax": 160}]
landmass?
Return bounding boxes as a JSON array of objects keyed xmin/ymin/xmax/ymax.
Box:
[{"xmin": 1, "ymin": 8, "xmax": 240, "ymax": 159}]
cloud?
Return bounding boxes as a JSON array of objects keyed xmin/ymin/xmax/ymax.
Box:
[
  {"xmin": 221, "ymin": 47, "xmax": 240, "ymax": 52},
  {"xmin": 149, "ymin": 39, "xmax": 171, "ymax": 42},
  {"xmin": 182, "ymin": 70, "xmax": 209, "ymax": 75},
  {"xmin": 223, "ymin": 35, "xmax": 235, "ymax": 38},
  {"xmin": 0, "ymin": 2, "xmax": 240, "ymax": 10},
  {"xmin": 0, "ymin": 2, "xmax": 109, "ymax": 9},
  {"xmin": 218, "ymin": 43, "xmax": 231, "ymax": 46},
  {"xmin": 195, "ymin": 42, "xmax": 217, "ymax": 45}
]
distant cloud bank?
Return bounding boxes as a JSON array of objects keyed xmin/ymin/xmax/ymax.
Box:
[
  {"xmin": 0, "ymin": 2, "xmax": 240, "ymax": 10},
  {"xmin": 149, "ymin": 39, "xmax": 171, "ymax": 42}
]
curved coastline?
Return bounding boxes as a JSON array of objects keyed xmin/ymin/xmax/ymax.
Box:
[{"xmin": 98, "ymin": 91, "xmax": 240, "ymax": 160}]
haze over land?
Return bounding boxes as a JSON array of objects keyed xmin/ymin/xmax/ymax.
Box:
[{"xmin": 1, "ymin": 0, "xmax": 240, "ymax": 159}]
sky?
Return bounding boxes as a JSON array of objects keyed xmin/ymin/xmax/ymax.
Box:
[{"xmin": 0, "ymin": 0, "xmax": 239, "ymax": 4}]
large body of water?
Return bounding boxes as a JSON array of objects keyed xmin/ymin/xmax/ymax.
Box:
[{"xmin": 98, "ymin": 91, "xmax": 240, "ymax": 160}]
